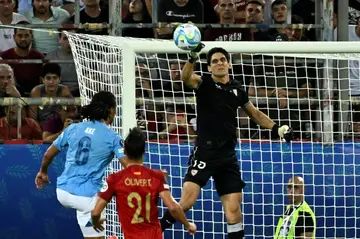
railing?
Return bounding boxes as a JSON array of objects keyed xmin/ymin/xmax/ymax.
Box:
[
  {"xmin": 0, "ymin": 0, "xmax": 332, "ymax": 40},
  {"xmin": 1, "ymin": 96, "xmax": 321, "ymax": 139},
  {"xmin": 1, "ymin": 97, "xmax": 82, "ymax": 139}
]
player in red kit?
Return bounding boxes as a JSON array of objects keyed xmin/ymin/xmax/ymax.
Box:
[{"xmin": 91, "ymin": 127, "xmax": 197, "ymax": 239}]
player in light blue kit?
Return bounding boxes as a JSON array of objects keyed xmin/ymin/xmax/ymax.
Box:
[{"xmin": 35, "ymin": 91, "xmax": 127, "ymax": 239}]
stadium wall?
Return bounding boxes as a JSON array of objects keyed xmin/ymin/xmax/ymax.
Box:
[{"xmin": 0, "ymin": 142, "xmax": 359, "ymax": 239}]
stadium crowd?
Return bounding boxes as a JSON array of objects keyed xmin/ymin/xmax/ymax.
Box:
[{"xmin": 0, "ymin": 0, "xmax": 359, "ymax": 142}]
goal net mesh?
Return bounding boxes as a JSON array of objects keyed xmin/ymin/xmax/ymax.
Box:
[{"xmin": 66, "ymin": 32, "xmax": 360, "ymax": 239}]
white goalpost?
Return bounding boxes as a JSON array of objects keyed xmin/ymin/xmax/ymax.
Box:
[{"xmin": 66, "ymin": 31, "xmax": 360, "ymax": 239}]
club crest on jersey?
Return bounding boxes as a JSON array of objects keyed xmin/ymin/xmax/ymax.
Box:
[
  {"xmin": 100, "ymin": 182, "xmax": 108, "ymax": 192},
  {"xmin": 191, "ymin": 169, "xmax": 198, "ymax": 176},
  {"xmin": 232, "ymin": 89, "xmax": 238, "ymax": 96}
]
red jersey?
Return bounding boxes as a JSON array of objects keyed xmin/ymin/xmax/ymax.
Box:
[
  {"xmin": 99, "ymin": 165, "xmax": 169, "ymax": 239},
  {"xmin": 0, "ymin": 48, "xmax": 44, "ymax": 94},
  {"xmin": 0, "ymin": 117, "xmax": 42, "ymax": 140}
]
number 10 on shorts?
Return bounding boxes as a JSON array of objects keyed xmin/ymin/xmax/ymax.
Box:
[
  {"xmin": 193, "ymin": 160, "xmax": 206, "ymax": 169},
  {"xmin": 190, "ymin": 160, "xmax": 206, "ymax": 176}
]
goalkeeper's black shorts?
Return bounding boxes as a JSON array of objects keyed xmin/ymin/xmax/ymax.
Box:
[{"xmin": 184, "ymin": 146, "xmax": 246, "ymax": 197}]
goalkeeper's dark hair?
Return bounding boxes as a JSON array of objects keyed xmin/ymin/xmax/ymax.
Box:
[
  {"xmin": 80, "ymin": 91, "xmax": 116, "ymax": 121},
  {"xmin": 207, "ymin": 47, "xmax": 230, "ymax": 66},
  {"xmin": 124, "ymin": 127, "xmax": 146, "ymax": 160}
]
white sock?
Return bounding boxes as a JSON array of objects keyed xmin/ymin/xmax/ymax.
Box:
[{"xmin": 227, "ymin": 222, "xmax": 244, "ymax": 233}]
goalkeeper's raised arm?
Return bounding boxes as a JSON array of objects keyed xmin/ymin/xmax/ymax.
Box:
[
  {"xmin": 181, "ymin": 44, "xmax": 203, "ymax": 89},
  {"xmin": 160, "ymin": 43, "xmax": 294, "ymax": 239},
  {"xmin": 181, "ymin": 43, "xmax": 294, "ymax": 142}
]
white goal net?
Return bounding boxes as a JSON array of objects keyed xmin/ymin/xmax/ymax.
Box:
[{"xmin": 66, "ymin": 32, "xmax": 360, "ymax": 239}]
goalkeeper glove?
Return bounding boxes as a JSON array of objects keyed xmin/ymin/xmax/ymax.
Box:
[
  {"xmin": 188, "ymin": 43, "xmax": 205, "ymax": 63},
  {"xmin": 271, "ymin": 124, "xmax": 293, "ymax": 142}
]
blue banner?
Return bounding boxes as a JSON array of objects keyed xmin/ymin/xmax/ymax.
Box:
[{"xmin": 0, "ymin": 142, "xmax": 359, "ymax": 239}]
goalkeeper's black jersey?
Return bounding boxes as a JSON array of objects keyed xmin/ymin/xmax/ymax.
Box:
[{"xmin": 194, "ymin": 75, "xmax": 250, "ymax": 150}]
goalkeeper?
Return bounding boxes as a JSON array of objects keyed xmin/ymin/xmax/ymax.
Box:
[{"xmin": 160, "ymin": 43, "xmax": 293, "ymax": 239}]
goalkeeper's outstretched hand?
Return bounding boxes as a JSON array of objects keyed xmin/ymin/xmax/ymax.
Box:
[
  {"xmin": 278, "ymin": 125, "xmax": 293, "ymax": 142},
  {"xmin": 189, "ymin": 43, "xmax": 205, "ymax": 63}
]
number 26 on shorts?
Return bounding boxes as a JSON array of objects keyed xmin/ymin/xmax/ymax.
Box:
[{"xmin": 192, "ymin": 160, "xmax": 206, "ymax": 169}]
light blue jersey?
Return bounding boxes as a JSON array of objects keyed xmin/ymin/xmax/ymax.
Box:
[{"xmin": 53, "ymin": 121, "xmax": 125, "ymax": 197}]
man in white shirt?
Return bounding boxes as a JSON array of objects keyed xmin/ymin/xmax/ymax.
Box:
[
  {"xmin": 22, "ymin": 0, "xmax": 69, "ymax": 54},
  {"xmin": 334, "ymin": 12, "xmax": 360, "ymax": 134},
  {"xmin": 0, "ymin": 0, "xmax": 28, "ymax": 52}
]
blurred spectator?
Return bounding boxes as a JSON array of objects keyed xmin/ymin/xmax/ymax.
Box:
[
  {"xmin": 271, "ymin": 0, "xmax": 286, "ymax": 23},
  {"xmin": 161, "ymin": 60, "xmax": 193, "ymax": 98},
  {"xmin": 204, "ymin": 0, "xmax": 253, "ymax": 41},
  {"xmin": 0, "ymin": 0, "xmax": 28, "ymax": 52},
  {"xmin": 18, "ymin": 0, "xmax": 32, "ymax": 13},
  {"xmin": 292, "ymin": 0, "xmax": 315, "ymax": 40},
  {"xmin": 158, "ymin": 105, "xmax": 196, "ymax": 141},
  {"xmin": 289, "ymin": 15, "xmax": 309, "ymax": 41},
  {"xmin": 348, "ymin": 5, "xmax": 360, "ymax": 25},
  {"xmin": 197, "ymin": 0, "xmax": 217, "ymax": 23},
  {"xmin": 134, "ymin": 62, "xmax": 164, "ymax": 141},
  {"xmin": 245, "ymin": 0, "xmax": 270, "ymax": 41},
  {"xmin": 268, "ymin": 0, "xmax": 290, "ymax": 39},
  {"xmin": 122, "ymin": 0, "xmax": 129, "ymax": 19},
  {"xmin": 0, "ymin": 105, "xmax": 42, "ymax": 140},
  {"xmin": 136, "ymin": 104, "xmax": 164, "ymax": 140},
  {"xmin": 42, "ymin": 104, "xmax": 77, "ymax": 142},
  {"xmin": 61, "ymin": 0, "xmax": 84, "ymax": 16},
  {"xmin": 30, "ymin": 63, "xmax": 72, "ymax": 125},
  {"xmin": 98, "ymin": 0, "xmax": 107, "ymax": 10},
  {"xmin": 212, "ymin": 0, "xmax": 246, "ymax": 23},
  {"xmin": 156, "ymin": 0, "xmax": 204, "ymax": 39},
  {"xmin": 61, "ymin": 0, "xmax": 75, "ymax": 15},
  {"xmin": 45, "ymin": 30, "xmax": 79, "ymax": 96},
  {"xmin": 0, "ymin": 64, "xmax": 21, "ymax": 117},
  {"xmin": 334, "ymin": 14, "xmax": 360, "ymax": 136},
  {"xmin": 122, "ymin": 0, "xmax": 154, "ymax": 38},
  {"xmin": 22, "ymin": 0, "xmax": 70, "ymax": 54},
  {"xmin": 70, "ymin": 0, "xmax": 109, "ymax": 35},
  {"xmin": 248, "ymin": 57, "xmax": 312, "ymax": 139},
  {"xmin": 135, "ymin": 63, "xmax": 153, "ymax": 98},
  {"xmin": 1, "ymin": 26, "xmax": 44, "ymax": 96}
]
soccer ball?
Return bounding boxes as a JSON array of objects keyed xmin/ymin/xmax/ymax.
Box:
[{"xmin": 173, "ymin": 23, "xmax": 201, "ymax": 51}]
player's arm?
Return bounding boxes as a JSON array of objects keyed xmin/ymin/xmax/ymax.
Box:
[
  {"xmin": 113, "ymin": 135, "xmax": 127, "ymax": 168},
  {"xmin": 182, "ymin": 60, "xmax": 201, "ymax": 89},
  {"xmin": 44, "ymin": 125, "xmax": 74, "ymax": 169},
  {"xmin": 35, "ymin": 144, "xmax": 60, "ymax": 189},
  {"xmin": 242, "ymin": 102, "xmax": 293, "ymax": 142},
  {"xmin": 159, "ymin": 190, "xmax": 193, "ymax": 231},
  {"xmin": 182, "ymin": 43, "xmax": 205, "ymax": 89},
  {"xmin": 242, "ymin": 102, "xmax": 276, "ymax": 129},
  {"xmin": 157, "ymin": 171, "xmax": 196, "ymax": 234},
  {"xmin": 39, "ymin": 145, "xmax": 60, "ymax": 174},
  {"xmin": 92, "ymin": 175, "xmax": 116, "ymax": 232},
  {"xmin": 35, "ymin": 126, "xmax": 73, "ymax": 189},
  {"xmin": 91, "ymin": 197, "xmax": 108, "ymax": 232}
]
